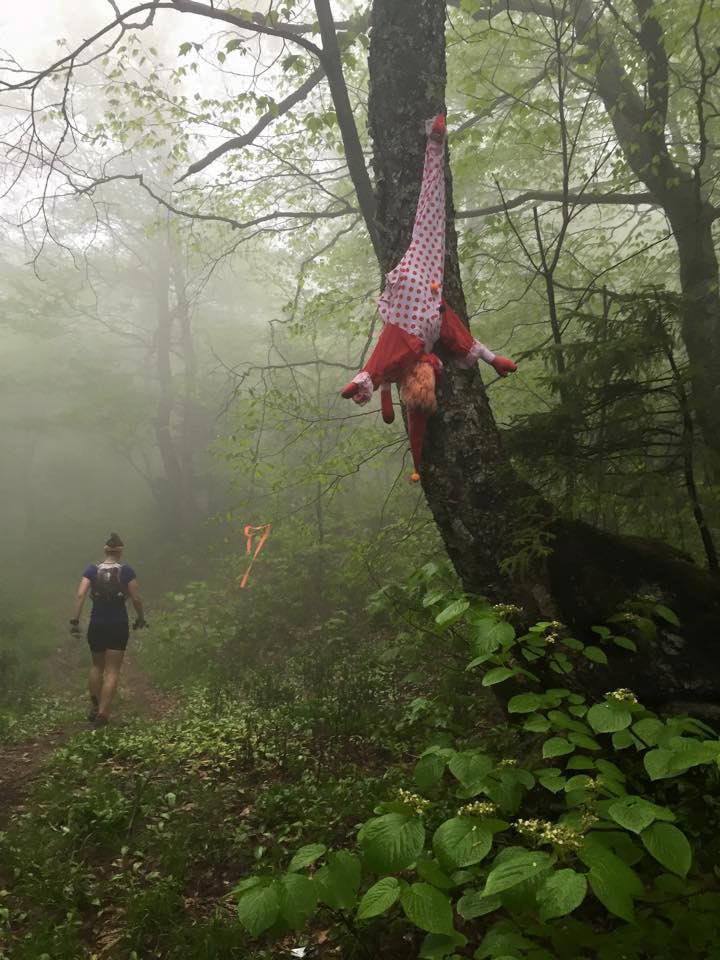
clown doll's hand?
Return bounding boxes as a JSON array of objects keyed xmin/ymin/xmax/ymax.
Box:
[
  {"xmin": 341, "ymin": 381, "xmax": 360, "ymax": 399},
  {"xmin": 491, "ymin": 356, "xmax": 517, "ymax": 377}
]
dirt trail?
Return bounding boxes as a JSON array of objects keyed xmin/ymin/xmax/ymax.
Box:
[{"xmin": 0, "ymin": 646, "xmax": 172, "ymax": 828}]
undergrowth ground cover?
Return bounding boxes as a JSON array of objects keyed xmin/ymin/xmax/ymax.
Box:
[{"xmin": 1, "ymin": 562, "xmax": 720, "ymax": 959}]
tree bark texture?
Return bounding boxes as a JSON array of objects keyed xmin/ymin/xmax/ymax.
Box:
[
  {"xmin": 368, "ymin": 0, "xmax": 528, "ymax": 600},
  {"xmin": 571, "ymin": 0, "xmax": 720, "ymax": 459},
  {"xmin": 367, "ymin": 0, "xmax": 720, "ymax": 708}
]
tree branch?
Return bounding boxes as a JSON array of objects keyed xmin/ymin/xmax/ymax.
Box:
[
  {"xmin": 457, "ymin": 188, "xmax": 659, "ymax": 218},
  {"xmin": 74, "ymin": 172, "xmax": 356, "ymax": 231},
  {"xmin": 313, "ymin": 0, "xmax": 379, "ymax": 256},
  {"xmin": 176, "ymin": 66, "xmax": 326, "ymax": 182}
]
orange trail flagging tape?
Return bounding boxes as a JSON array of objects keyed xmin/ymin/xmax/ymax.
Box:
[{"xmin": 239, "ymin": 523, "xmax": 272, "ymax": 588}]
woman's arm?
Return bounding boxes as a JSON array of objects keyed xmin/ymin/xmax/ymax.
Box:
[
  {"xmin": 127, "ymin": 579, "xmax": 146, "ymax": 625},
  {"xmin": 72, "ymin": 577, "xmax": 92, "ymax": 620},
  {"xmin": 70, "ymin": 577, "xmax": 92, "ymax": 634}
]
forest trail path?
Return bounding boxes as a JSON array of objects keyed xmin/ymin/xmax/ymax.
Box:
[{"xmin": 0, "ymin": 642, "xmax": 172, "ymax": 829}]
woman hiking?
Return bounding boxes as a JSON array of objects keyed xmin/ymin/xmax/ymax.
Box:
[{"xmin": 69, "ymin": 533, "xmax": 147, "ymax": 727}]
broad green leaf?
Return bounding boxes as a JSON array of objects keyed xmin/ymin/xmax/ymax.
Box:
[
  {"xmin": 644, "ymin": 739, "xmax": 720, "ymax": 780},
  {"xmin": 632, "ymin": 717, "xmax": 665, "ymax": 744},
  {"xmin": 580, "ymin": 838, "xmax": 643, "ymax": 922},
  {"xmin": 419, "ymin": 931, "xmax": 468, "ymax": 960},
  {"xmin": 435, "ymin": 600, "xmax": 469, "ymax": 628},
  {"xmin": 314, "ymin": 850, "xmax": 360, "ymax": 910},
  {"xmin": 236, "ymin": 882, "xmax": 280, "ymax": 936},
  {"xmin": 583, "ymin": 646, "xmax": 608, "ymax": 665},
  {"xmin": 613, "ymin": 635, "xmax": 637, "ymax": 652},
  {"xmin": 654, "ymin": 604, "xmax": 680, "ymax": 626},
  {"xmin": 587, "ymin": 703, "xmax": 632, "ymax": 733},
  {"xmin": 482, "ymin": 667, "xmax": 516, "ymax": 687},
  {"xmin": 448, "ymin": 750, "xmax": 493, "ymax": 788},
  {"xmin": 415, "ymin": 753, "xmax": 446, "ymax": 791},
  {"xmin": 608, "ymin": 796, "xmax": 674, "ymax": 834},
  {"xmin": 568, "ymin": 732, "xmax": 602, "ymax": 751},
  {"xmin": 523, "ymin": 713, "xmax": 551, "ymax": 733},
  {"xmin": 542, "ymin": 736, "xmax": 574, "ymax": 758},
  {"xmin": 278, "ymin": 873, "xmax": 318, "ymax": 928},
  {"xmin": 288, "ymin": 843, "xmax": 326, "ymax": 872},
  {"xmin": 537, "ymin": 869, "xmax": 587, "ymax": 920},
  {"xmin": 456, "ymin": 889, "xmax": 502, "ymax": 919},
  {"xmin": 416, "ymin": 856, "xmax": 455, "ymax": 889},
  {"xmin": 356, "ymin": 877, "xmax": 401, "ymax": 920},
  {"xmin": 483, "ymin": 849, "xmax": 555, "ymax": 896},
  {"xmin": 400, "ymin": 882, "xmax": 454, "ymax": 935},
  {"xmin": 641, "ymin": 822, "xmax": 692, "ymax": 878},
  {"xmin": 507, "ymin": 693, "xmax": 546, "ymax": 713},
  {"xmin": 433, "ymin": 818, "xmax": 493, "ymax": 870},
  {"xmin": 471, "ymin": 619, "xmax": 515, "ymax": 658},
  {"xmin": 358, "ymin": 814, "xmax": 425, "ymax": 873},
  {"xmin": 423, "ymin": 588, "xmax": 447, "ymax": 608}
]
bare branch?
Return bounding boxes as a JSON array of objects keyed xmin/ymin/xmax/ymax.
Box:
[
  {"xmin": 457, "ymin": 188, "xmax": 659, "ymax": 218},
  {"xmin": 74, "ymin": 172, "xmax": 357, "ymax": 232},
  {"xmin": 177, "ymin": 66, "xmax": 326, "ymax": 182}
]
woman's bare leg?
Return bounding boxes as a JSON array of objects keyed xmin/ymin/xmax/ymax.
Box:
[
  {"xmin": 89, "ymin": 651, "xmax": 105, "ymax": 705},
  {"xmin": 98, "ymin": 649, "xmax": 125, "ymax": 719}
]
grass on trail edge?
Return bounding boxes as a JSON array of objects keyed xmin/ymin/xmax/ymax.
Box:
[{"xmin": 0, "ymin": 682, "xmax": 411, "ymax": 960}]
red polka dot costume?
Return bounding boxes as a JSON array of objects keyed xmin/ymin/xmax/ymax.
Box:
[{"xmin": 341, "ymin": 114, "xmax": 517, "ymax": 480}]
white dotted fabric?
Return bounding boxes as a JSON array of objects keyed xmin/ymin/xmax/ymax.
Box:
[{"xmin": 378, "ymin": 136, "xmax": 446, "ymax": 351}]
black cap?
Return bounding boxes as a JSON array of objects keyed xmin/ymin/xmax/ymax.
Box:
[{"xmin": 105, "ymin": 532, "xmax": 124, "ymax": 548}]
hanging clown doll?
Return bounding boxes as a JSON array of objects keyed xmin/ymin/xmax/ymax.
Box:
[{"xmin": 341, "ymin": 114, "xmax": 517, "ymax": 481}]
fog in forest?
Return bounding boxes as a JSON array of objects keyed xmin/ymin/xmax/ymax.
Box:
[{"xmin": 2, "ymin": 2, "xmax": 720, "ymax": 959}]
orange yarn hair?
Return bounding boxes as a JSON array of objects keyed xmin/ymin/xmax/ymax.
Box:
[{"xmin": 400, "ymin": 359, "xmax": 437, "ymax": 414}]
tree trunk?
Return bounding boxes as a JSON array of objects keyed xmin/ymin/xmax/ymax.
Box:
[
  {"xmin": 367, "ymin": 0, "xmax": 720, "ymax": 710},
  {"xmin": 153, "ymin": 240, "xmax": 186, "ymax": 532},
  {"xmin": 667, "ymin": 200, "xmax": 720, "ymax": 461}
]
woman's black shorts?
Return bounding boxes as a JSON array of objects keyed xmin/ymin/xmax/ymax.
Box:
[{"xmin": 87, "ymin": 622, "xmax": 130, "ymax": 652}]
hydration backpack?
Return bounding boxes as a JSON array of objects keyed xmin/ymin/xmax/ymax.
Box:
[{"xmin": 91, "ymin": 561, "xmax": 127, "ymax": 603}]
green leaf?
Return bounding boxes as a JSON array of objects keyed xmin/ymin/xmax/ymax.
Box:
[
  {"xmin": 433, "ymin": 818, "xmax": 493, "ymax": 870},
  {"xmin": 523, "ymin": 713, "xmax": 551, "ymax": 733},
  {"xmin": 456, "ymin": 889, "xmax": 502, "ymax": 919},
  {"xmin": 358, "ymin": 814, "xmax": 425, "ymax": 873},
  {"xmin": 507, "ymin": 693, "xmax": 545, "ymax": 714},
  {"xmin": 356, "ymin": 877, "xmax": 401, "ymax": 921},
  {"xmin": 278, "ymin": 873, "xmax": 318, "ymax": 928},
  {"xmin": 483, "ymin": 849, "xmax": 555, "ymax": 896},
  {"xmin": 315, "ymin": 851, "xmax": 361, "ymax": 909},
  {"xmin": 416, "ymin": 857, "xmax": 455, "ymax": 889},
  {"xmin": 654, "ymin": 604, "xmax": 680, "ymax": 626},
  {"xmin": 415, "ymin": 753, "xmax": 446, "ymax": 791},
  {"xmin": 583, "ymin": 646, "xmax": 608, "ymax": 665},
  {"xmin": 482, "ymin": 667, "xmax": 516, "ymax": 687},
  {"xmin": 608, "ymin": 796, "xmax": 674, "ymax": 834},
  {"xmin": 542, "ymin": 737, "xmax": 574, "ymax": 759},
  {"xmin": 423, "ymin": 588, "xmax": 447, "ymax": 608},
  {"xmin": 644, "ymin": 739, "xmax": 720, "ymax": 780},
  {"xmin": 641, "ymin": 823, "xmax": 692, "ymax": 878},
  {"xmin": 288, "ymin": 843, "xmax": 326, "ymax": 872},
  {"xmin": 568, "ymin": 732, "xmax": 602, "ymax": 751},
  {"xmin": 613, "ymin": 635, "xmax": 637, "ymax": 652},
  {"xmin": 580, "ymin": 838, "xmax": 643, "ymax": 922},
  {"xmin": 401, "ymin": 882, "xmax": 454, "ymax": 934},
  {"xmin": 448, "ymin": 751, "xmax": 493, "ymax": 788},
  {"xmin": 236, "ymin": 882, "xmax": 280, "ymax": 936},
  {"xmin": 469, "ymin": 620, "xmax": 515, "ymax": 664},
  {"xmin": 435, "ymin": 600, "xmax": 469, "ymax": 628},
  {"xmin": 587, "ymin": 703, "xmax": 632, "ymax": 733},
  {"xmin": 537, "ymin": 869, "xmax": 587, "ymax": 920},
  {"xmin": 419, "ymin": 931, "xmax": 468, "ymax": 960}
]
